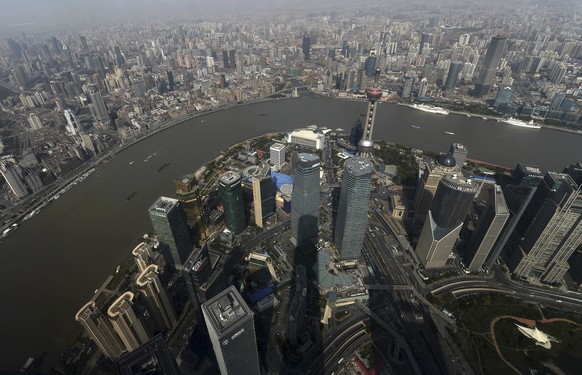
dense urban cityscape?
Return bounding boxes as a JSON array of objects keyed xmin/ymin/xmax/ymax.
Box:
[{"xmin": 1, "ymin": 0, "xmax": 582, "ymax": 374}]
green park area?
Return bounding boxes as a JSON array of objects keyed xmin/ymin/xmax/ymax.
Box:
[{"xmin": 444, "ymin": 294, "xmax": 582, "ymax": 374}]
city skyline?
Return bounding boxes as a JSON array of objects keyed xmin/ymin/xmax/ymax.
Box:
[{"xmin": 1, "ymin": 0, "xmax": 582, "ymax": 373}]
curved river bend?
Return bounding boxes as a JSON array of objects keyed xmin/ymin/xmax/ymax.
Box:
[{"xmin": 0, "ymin": 96, "xmax": 580, "ymax": 370}]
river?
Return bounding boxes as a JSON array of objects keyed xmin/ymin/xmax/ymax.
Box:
[{"xmin": 0, "ymin": 94, "xmax": 580, "ymax": 371}]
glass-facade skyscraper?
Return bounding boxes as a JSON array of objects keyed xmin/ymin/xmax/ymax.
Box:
[
  {"xmin": 202, "ymin": 286, "xmax": 260, "ymax": 375},
  {"xmin": 291, "ymin": 153, "xmax": 320, "ymax": 245},
  {"xmin": 473, "ymin": 36, "xmax": 507, "ymax": 97},
  {"xmin": 148, "ymin": 196, "xmax": 193, "ymax": 268},
  {"xmin": 219, "ymin": 172, "xmax": 246, "ymax": 235},
  {"xmin": 335, "ymin": 158, "xmax": 373, "ymax": 260}
]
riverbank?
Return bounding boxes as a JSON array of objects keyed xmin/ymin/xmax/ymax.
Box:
[{"xmin": 2, "ymin": 95, "xmax": 291, "ymax": 234}]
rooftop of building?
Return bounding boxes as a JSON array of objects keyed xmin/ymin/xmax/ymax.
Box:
[
  {"xmin": 270, "ymin": 143, "xmax": 286, "ymax": 151},
  {"xmin": 202, "ymin": 286, "xmax": 252, "ymax": 334},
  {"xmin": 345, "ymin": 157, "xmax": 373, "ymax": 176},
  {"xmin": 149, "ymin": 196, "xmax": 178, "ymax": 213},
  {"xmin": 135, "ymin": 264, "xmax": 159, "ymax": 287},
  {"xmin": 107, "ymin": 292, "xmax": 135, "ymax": 318},
  {"xmin": 219, "ymin": 171, "xmax": 241, "ymax": 185}
]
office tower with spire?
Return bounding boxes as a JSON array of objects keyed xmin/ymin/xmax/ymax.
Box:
[
  {"xmin": 484, "ymin": 164, "xmax": 544, "ymax": 268},
  {"xmin": 107, "ymin": 292, "xmax": 150, "ymax": 352},
  {"xmin": 148, "ymin": 197, "xmax": 193, "ymax": 268},
  {"xmin": 416, "ymin": 174, "xmax": 477, "ymax": 269},
  {"xmin": 75, "ymin": 301, "xmax": 125, "ymax": 360},
  {"xmin": 202, "ymin": 286, "xmax": 260, "ymax": 375},
  {"xmin": 473, "ymin": 36, "xmax": 507, "ymax": 97},
  {"xmin": 513, "ymin": 175, "xmax": 582, "ymax": 283},
  {"xmin": 335, "ymin": 158, "xmax": 373, "ymax": 260},
  {"xmin": 219, "ymin": 172, "xmax": 246, "ymax": 235},
  {"xmin": 291, "ymin": 153, "xmax": 320, "ymax": 245},
  {"xmin": 413, "ymin": 153, "xmax": 461, "ymax": 228},
  {"xmin": 464, "ymin": 185, "xmax": 510, "ymax": 272},
  {"xmin": 358, "ymin": 68, "xmax": 382, "ymax": 157},
  {"xmin": 136, "ymin": 264, "xmax": 177, "ymax": 332}
]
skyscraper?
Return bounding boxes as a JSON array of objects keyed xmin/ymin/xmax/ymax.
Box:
[
  {"xmin": 219, "ymin": 172, "xmax": 246, "ymax": 235},
  {"xmin": 464, "ymin": 185, "xmax": 509, "ymax": 272},
  {"xmin": 269, "ymin": 143, "xmax": 286, "ymax": 170},
  {"xmin": 107, "ymin": 292, "xmax": 150, "ymax": 352},
  {"xmin": 416, "ymin": 174, "xmax": 477, "ymax": 269},
  {"xmin": 485, "ymin": 164, "xmax": 544, "ymax": 268},
  {"xmin": 136, "ymin": 264, "xmax": 177, "ymax": 332},
  {"xmin": 175, "ymin": 174, "xmax": 207, "ymax": 242},
  {"xmin": 413, "ymin": 154, "xmax": 461, "ymax": 228},
  {"xmin": 202, "ymin": 286, "xmax": 260, "ymax": 375},
  {"xmin": 335, "ymin": 158, "xmax": 373, "ymax": 260},
  {"xmin": 182, "ymin": 246, "xmax": 213, "ymax": 307},
  {"xmin": 493, "ymin": 86, "xmax": 513, "ymax": 108},
  {"xmin": 90, "ymin": 91, "xmax": 108, "ymax": 122},
  {"xmin": 75, "ymin": 301, "xmax": 125, "ymax": 360},
  {"xmin": 291, "ymin": 153, "xmax": 320, "ymax": 245},
  {"xmin": 114, "ymin": 46, "xmax": 125, "ymax": 66},
  {"xmin": 473, "ymin": 36, "xmax": 507, "ymax": 97},
  {"xmin": 513, "ymin": 175, "xmax": 582, "ymax": 283},
  {"xmin": 448, "ymin": 143, "xmax": 468, "ymax": 168},
  {"xmin": 167, "ymin": 71, "xmax": 175, "ymax": 91},
  {"xmin": 252, "ymin": 164, "xmax": 275, "ymax": 228},
  {"xmin": 132, "ymin": 242, "xmax": 153, "ymax": 272},
  {"xmin": 302, "ymin": 36, "xmax": 311, "ymax": 60},
  {"xmin": 444, "ymin": 61, "xmax": 462, "ymax": 90},
  {"xmin": 64, "ymin": 109, "xmax": 80, "ymax": 134},
  {"xmin": 0, "ymin": 159, "xmax": 43, "ymax": 199},
  {"xmin": 148, "ymin": 196, "xmax": 193, "ymax": 268}
]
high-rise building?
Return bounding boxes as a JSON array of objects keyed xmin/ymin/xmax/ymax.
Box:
[
  {"xmin": 117, "ymin": 334, "xmax": 179, "ymax": 375},
  {"xmin": 493, "ymin": 86, "xmax": 513, "ymax": 108},
  {"xmin": 564, "ymin": 162, "xmax": 582, "ymax": 185},
  {"xmin": 148, "ymin": 196, "xmax": 193, "ymax": 268},
  {"xmin": 401, "ymin": 77, "xmax": 414, "ymax": 98},
  {"xmin": 252, "ymin": 164, "xmax": 275, "ymax": 228},
  {"xmin": 219, "ymin": 172, "xmax": 246, "ymax": 235},
  {"xmin": 335, "ymin": 158, "xmax": 373, "ymax": 260},
  {"xmin": 291, "ymin": 153, "xmax": 320, "ymax": 245},
  {"xmin": 136, "ymin": 264, "xmax": 177, "ymax": 332},
  {"xmin": 269, "ymin": 143, "xmax": 286, "ymax": 170},
  {"xmin": 0, "ymin": 159, "xmax": 43, "ymax": 199},
  {"xmin": 473, "ymin": 36, "xmax": 507, "ymax": 97},
  {"xmin": 513, "ymin": 175, "xmax": 582, "ymax": 283},
  {"xmin": 167, "ymin": 71, "xmax": 175, "ymax": 91},
  {"xmin": 75, "ymin": 301, "xmax": 125, "ymax": 360},
  {"xmin": 107, "ymin": 292, "xmax": 150, "ymax": 352},
  {"xmin": 484, "ymin": 164, "xmax": 543, "ymax": 268},
  {"xmin": 132, "ymin": 242, "xmax": 153, "ymax": 272},
  {"xmin": 90, "ymin": 91, "xmax": 109, "ymax": 122},
  {"xmin": 364, "ymin": 51, "xmax": 377, "ymax": 78},
  {"xmin": 79, "ymin": 35, "xmax": 89, "ymax": 51},
  {"xmin": 202, "ymin": 286, "xmax": 260, "ymax": 375},
  {"xmin": 182, "ymin": 246, "xmax": 213, "ymax": 307},
  {"xmin": 413, "ymin": 154, "xmax": 461, "ymax": 228},
  {"xmin": 64, "ymin": 109, "xmax": 80, "ymax": 134},
  {"xmin": 448, "ymin": 143, "xmax": 468, "ymax": 168},
  {"xmin": 459, "ymin": 34, "xmax": 470, "ymax": 46},
  {"xmin": 114, "ymin": 46, "xmax": 125, "ymax": 66},
  {"xmin": 28, "ymin": 113, "xmax": 43, "ymax": 130},
  {"xmin": 175, "ymin": 174, "xmax": 206, "ymax": 242},
  {"xmin": 444, "ymin": 61, "xmax": 462, "ymax": 90},
  {"xmin": 464, "ymin": 185, "xmax": 509, "ymax": 271},
  {"xmin": 416, "ymin": 174, "xmax": 477, "ymax": 269},
  {"xmin": 302, "ymin": 36, "xmax": 311, "ymax": 60}
]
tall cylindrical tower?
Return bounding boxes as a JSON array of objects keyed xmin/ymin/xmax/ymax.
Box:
[{"xmin": 358, "ymin": 68, "xmax": 383, "ymax": 156}]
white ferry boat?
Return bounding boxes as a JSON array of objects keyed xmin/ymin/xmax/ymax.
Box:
[
  {"xmin": 410, "ymin": 103, "xmax": 449, "ymax": 115},
  {"xmin": 499, "ymin": 117, "xmax": 541, "ymax": 129},
  {"xmin": 444, "ymin": 131, "xmax": 455, "ymax": 135}
]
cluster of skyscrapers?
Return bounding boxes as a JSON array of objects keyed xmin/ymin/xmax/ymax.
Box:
[{"xmin": 413, "ymin": 144, "xmax": 582, "ymax": 284}]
